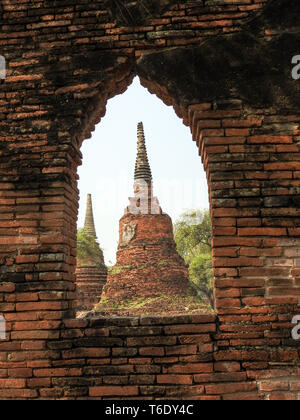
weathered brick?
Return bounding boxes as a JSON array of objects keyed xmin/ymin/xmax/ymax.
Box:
[
  {"xmin": 0, "ymin": 0, "xmax": 298, "ymax": 402},
  {"xmin": 89, "ymin": 386, "xmax": 139, "ymax": 397}
]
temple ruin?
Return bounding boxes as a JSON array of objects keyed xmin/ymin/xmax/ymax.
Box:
[
  {"xmin": 0, "ymin": 0, "xmax": 300, "ymax": 400},
  {"xmin": 76, "ymin": 194, "xmax": 107, "ymax": 311},
  {"xmin": 102, "ymin": 122, "xmax": 190, "ymax": 303}
]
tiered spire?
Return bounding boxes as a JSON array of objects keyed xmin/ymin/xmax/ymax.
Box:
[
  {"xmin": 126, "ymin": 122, "xmax": 162, "ymax": 215},
  {"xmin": 134, "ymin": 122, "xmax": 152, "ymax": 185},
  {"xmin": 84, "ymin": 194, "xmax": 97, "ymax": 238}
]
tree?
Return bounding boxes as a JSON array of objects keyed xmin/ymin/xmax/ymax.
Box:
[
  {"xmin": 174, "ymin": 210, "xmax": 211, "ymax": 260},
  {"xmin": 77, "ymin": 229, "xmax": 104, "ymax": 265},
  {"xmin": 174, "ymin": 210, "xmax": 214, "ymax": 309},
  {"xmin": 189, "ymin": 253, "xmax": 214, "ymax": 309}
]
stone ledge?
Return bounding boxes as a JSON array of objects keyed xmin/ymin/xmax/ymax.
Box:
[{"xmin": 69, "ymin": 313, "xmax": 216, "ymax": 328}]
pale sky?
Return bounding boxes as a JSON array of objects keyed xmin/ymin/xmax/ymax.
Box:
[{"xmin": 77, "ymin": 77, "xmax": 209, "ymax": 265}]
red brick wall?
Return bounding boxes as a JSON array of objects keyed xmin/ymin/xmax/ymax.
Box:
[
  {"xmin": 188, "ymin": 101, "xmax": 300, "ymax": 303},
  {"xmin": 0, "ymin": 0, "xmax": 300, "ymax": 400},
  {"xmin": 0, "ymin": 307, "xmax": 299, "ymax": 400}
]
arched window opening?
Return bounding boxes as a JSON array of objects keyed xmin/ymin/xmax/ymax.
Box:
[{"xmin": 76, "ymin": 76, "xmax": 213, "ymax": 316}]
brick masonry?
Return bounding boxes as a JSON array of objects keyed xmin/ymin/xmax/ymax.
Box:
[
  {"xmin": 0, "ymin": 0, "xmax": 300, "ymax": 399},
  {"xmin": 76, "ymin": 262, "xmax": 107, "ymax": 312},
  {"xmin": 102, "ymin": 213, "xmax": 190, "ymax": 303}
]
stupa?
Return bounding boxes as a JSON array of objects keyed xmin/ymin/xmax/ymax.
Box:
[
  {"xmin": 76, "ymin": 194, "xmax": 107, "ymax": 311},
  {"xmin": 101, "ymin": 122, "xmax": 190, "ymax": 304}
]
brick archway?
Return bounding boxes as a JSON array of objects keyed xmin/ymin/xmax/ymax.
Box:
[{"xmin": 1, "ymin": 0, "xmax": 300, "ymax": 400}]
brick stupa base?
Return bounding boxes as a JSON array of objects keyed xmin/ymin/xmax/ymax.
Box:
[
  {"xmin": 76, "ymin": 261, "xmax": 107, "ymax": 311},
  {"xmin": 102, "ymin": 212, "xmax": 190, "ymax": 304}
]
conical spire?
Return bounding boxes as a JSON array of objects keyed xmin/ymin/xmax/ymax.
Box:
[
  {"xmin": 84, "ymin": 194, "xmax": 97, "ymax": 238},
  {"xmin": 134, "ymin": 122, "xmax": 152, "ymax": 185},
  {"xmin": 126, "ymin": 123, "xmax": 162, "ymax": 215}
]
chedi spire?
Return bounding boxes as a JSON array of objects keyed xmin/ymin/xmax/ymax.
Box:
[
  {"xmin": 84, "ymin": 193, "xmax": 97, "ymax": 238},
  {"xmin": 127, "ymin": 122, "xmax": 161, "ymax": 215},
  {"xmin": 134, "ymin": 122, "xmax": 152, "ymax": 185}
]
